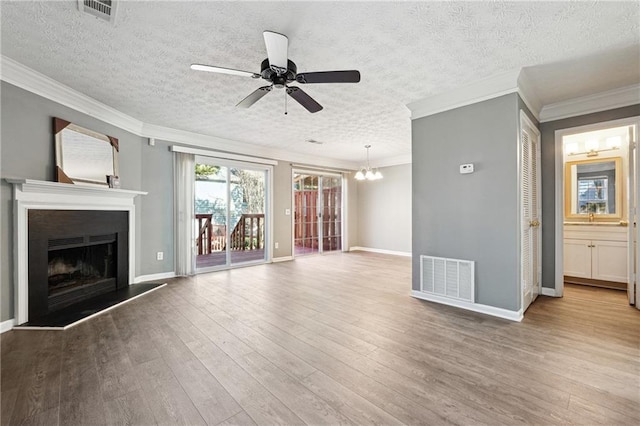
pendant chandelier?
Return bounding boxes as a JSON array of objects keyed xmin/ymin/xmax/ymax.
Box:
[{"xmin": 354, "ymin": 145, "xmax": 383, "ymax": 181}]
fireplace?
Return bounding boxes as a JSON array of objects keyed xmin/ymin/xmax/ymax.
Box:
[
  {"xmin": 47, "ymin": 234, "xmax": 117, "ymax": 311},
  {"xmin": 28, "ymin": 210, "xmax": 129, "ymax": 321}
]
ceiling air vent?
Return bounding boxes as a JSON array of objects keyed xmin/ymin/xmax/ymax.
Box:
[{"xmin": 77, "ymin": 0, "xmax": 117, "ymax": 23}]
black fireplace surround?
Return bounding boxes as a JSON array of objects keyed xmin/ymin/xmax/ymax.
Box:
[{"xmin": 28, "ymin": 210, "xmax": 129, "ymax": 321}]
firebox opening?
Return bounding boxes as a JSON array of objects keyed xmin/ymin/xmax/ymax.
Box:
[{"xmin": 47, "ymin": 234, "xmax": 117, "ymax": 312}]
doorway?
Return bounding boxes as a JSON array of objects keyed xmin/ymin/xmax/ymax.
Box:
[
  {"xmin": 555, "ymin": 118, "xmax": 639, "ymax": 307},
  {"xmin": 194, "ymin": 157, "xmax": 270, "ymax": 271},
  {"xmin": 293, "ymin": 172, "xmax": 343, "ymax": 256}
]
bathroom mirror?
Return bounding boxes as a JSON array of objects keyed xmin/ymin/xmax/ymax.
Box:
[
  {"xmin": 54, "ymin": 118, "xmax": 119, "ymax": 186},
  {"xmin": 565, "ymin": 157, "xmax": 622, "ymax": 219}
]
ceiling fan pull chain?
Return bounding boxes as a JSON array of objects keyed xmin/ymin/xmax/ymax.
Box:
[{"xmin": 284, "ymin": 89, "xmax": 288, "ymax": 115}]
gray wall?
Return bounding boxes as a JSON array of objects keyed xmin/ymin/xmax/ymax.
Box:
[
  {"xmin": 539, "ymin": 104, "xmax": 640, "ymax": 288},
  {"xmin": 140, "ymin": 139, "xmax": 175, "ymax": 275},
  {"xmin": 357, "ymin": 163, "xmax": 411, "ymax": 253},
  {"xmin": 412, "ymin": 94, "xmax": 520, "ymax": 311}
]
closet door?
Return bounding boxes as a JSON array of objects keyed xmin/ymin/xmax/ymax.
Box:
[{"xmin": 521, "ymin": 112, "xmax": 541, "ymax": 312}]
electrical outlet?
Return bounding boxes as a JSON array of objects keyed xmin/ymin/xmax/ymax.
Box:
[
  {"xmin": 285, "ymin": 209, "xmax": 291, "ymax": 215},
  {"xmin": 274, "ymin": 242, "xmax": 279, "ymax": 249},
  {"xmin": 460, "ymin": 163, "xmax": 474, "ymax": 174},
  {"xmin": 156, "ymin": 251, "xmax": 163, "ymax": 261}
]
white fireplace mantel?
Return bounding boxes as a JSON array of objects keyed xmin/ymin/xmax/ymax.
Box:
[{"xmin": 7, "ymin": 179, "xmax": 147, "ymax": 325}]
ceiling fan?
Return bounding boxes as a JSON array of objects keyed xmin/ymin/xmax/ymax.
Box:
[{"xmin": 191, "ymin": 31, "xmax": 361, "ymax": 113}]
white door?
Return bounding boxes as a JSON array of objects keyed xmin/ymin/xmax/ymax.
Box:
[{"xmin": 521, "ymin": 112, "xmax": 542, "ymax": 312}]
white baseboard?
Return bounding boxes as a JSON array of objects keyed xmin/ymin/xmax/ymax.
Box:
[
  {"xmin": 541, "ymin": 287, "xmax": 558, "ymax": 297},
  {"xmin": 349, "ymin": 246, "xmax": 412, "ymax": 257},
  {"xmin": 272, "ymin": 256, "xmax": 294, "ymax": 263},
  {"xmin": 411, "ymin": 290, "xmax": 524, "ymax": 322},
  {"xmin": 1, "ymin": 318, "xmax": 16, "ymax": 334},
  {"xmin": 134, "ymin": 271, "xmax": 176, "ymax": 283}
]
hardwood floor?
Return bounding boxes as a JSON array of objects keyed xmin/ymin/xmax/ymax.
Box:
[{"xmin": 2, "ymin": 252, "xmax": 639, "ymax": 425}]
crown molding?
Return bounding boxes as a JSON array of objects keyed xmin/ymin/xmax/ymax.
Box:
[
  {"xmin": 539, "ymin": 83, "xmax": 640, "ymax": 123},
  {"xmin": 143, "ymin": 122, "xmax": 360, "ymax": 170},
  {"xmin": 406, "ymin": 69, "xmax": 521, "ymax": 120},
  {"xmin": 0, "ymin": 56, "xmax": 368, "ymax": 169},
  {"xmin": 517, "ymin": 69, "xmax": 542, "ymax": 121},
  {"xmin": 0, "ymin": 56, "xmax": 144, "ymax": 135}
]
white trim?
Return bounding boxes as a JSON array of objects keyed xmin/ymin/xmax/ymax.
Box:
[
  {"xmin": 541, "ymin": 287, "xmax": 558, "ymax": 297},
  {"xmin": 15, "ymin": 284, "xmax": 167, "ymax": 331},
  {"xmin": 134, "ymin": 272, "xmax": 176, "ymax": 283},
  {"xmin": 267, "ymin": 164, "xmax": 274, "ymax": 263},
  {"xmin": 272, "ymin": 256, "xmax": 294, "ymax": 263},
  {"xmin": 555, "ymin": 127, "xmax": 566, "ymax": 298},
  {"xmin": 517, "ymin": 69, "xmax": 542, "ymax": 120},
  {"xmin": 407, "ymin": 69, "xmax": 520, "ymax": 120},
  {"xmin": 6, "ymin": 179, "xmax": 146, "ymax": 325},
  {"xmin": 411, "ymin": 290, "xmax": 523, "ymax": 322},
  {"xmin": 0, "ymin": 318, "xmax": 16, "ymax": 334},
  {"xmin": 4, "ymin": 179, "xmax": 146, "ymax": 200},
  {"xmin": 349, "ymin": 246, "xmax": 411, "ymax": 257},
  {"xmin": 171, "ymin": 145, "xmax": 278, "ymax": 166},
  {"xmin": 554, "ymin": 116, "xmax": 640, "ymax": 299},
  {"xmin": 540, "ymin": 84, "xmax": 640, "ymax": 123}
]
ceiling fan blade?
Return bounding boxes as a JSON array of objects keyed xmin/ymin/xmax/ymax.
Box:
[
  {"xmin": 286, "ymin": 87, "xmax": 323, "ymax": 113},
  {"xmin": 191, "ymin": 64, "xmax": 259, "ymax": 78},
  {"xmin": 263, "ymin": 31, "xmax": 288, "ymax": 73},
  {"xmin": 296, "ymin": 70, "xmax": 361, "ymax": 84},
  {"xmin": 236, "ymin": 86, "xmax": 272, "ymax": 108}
]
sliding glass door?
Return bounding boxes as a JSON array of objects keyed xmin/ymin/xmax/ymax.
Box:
[
  {"xmin": 194, "ymin": 157, "xmax": 269, "ymax": 271},
  {"xmin": 293, "ymin": 172, "xmax": 342, "ymax": 256}
]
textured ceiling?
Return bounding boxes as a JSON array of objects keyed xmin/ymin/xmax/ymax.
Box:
[{"xmin": 1, "ymin": 1, "xmax": 639, "ymax": 164}]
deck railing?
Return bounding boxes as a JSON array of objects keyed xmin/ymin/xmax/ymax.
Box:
[
  {"xmin": 195, "ymin": 214, "xmax": 213, "ymax": 255},
  {"xmin": 196, "ymin": 213, "xmax": 264, "ymax": 254},
  {"xmin": 230, "ymin": 214, "xmax": 264, "ymax": 251}
]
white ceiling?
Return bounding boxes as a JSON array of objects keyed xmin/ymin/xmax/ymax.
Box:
[{"xmin": 1, "ymin": 1, "xmax": 639, "ymax": 165}]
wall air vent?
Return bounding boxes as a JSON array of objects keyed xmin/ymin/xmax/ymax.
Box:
[
  {"xmin": 420, "ymin": 255, "xmax": 475, "ymax": 303},
  {"xmin": 77, "ymin": 0, "xmax": 117, "ymax": 23}
]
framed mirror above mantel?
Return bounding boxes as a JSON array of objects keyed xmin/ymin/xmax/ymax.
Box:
[
  {"xmin": 54, "ymin": 117, "xmax": 119, "ymax": 186},
  {"xmin": 564, "ymin": 157, "xmax": 623, "ymax": 221}
]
